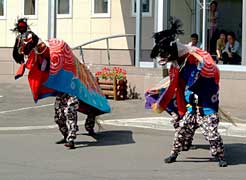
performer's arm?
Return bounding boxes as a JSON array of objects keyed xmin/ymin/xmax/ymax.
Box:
[
  {"xmin": 189, "ymin": 51, "xmax": 203, "ymax": 63},
  {"xmin": 152, "ymin": 66, "xmax": 178, "ymax": 113}
]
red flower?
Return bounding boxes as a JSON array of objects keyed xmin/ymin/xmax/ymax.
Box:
[{"xmin": 95, "ymin": 66, "xmax": 127, "ymax": 80}]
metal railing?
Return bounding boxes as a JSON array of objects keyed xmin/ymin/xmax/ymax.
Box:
[{"xmin": 72, "ymin": 34, "xmax": 136, "ymax": 66}]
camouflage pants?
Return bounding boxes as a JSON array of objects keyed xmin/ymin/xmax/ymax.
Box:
[
  {"xmin": 171, "ymin": 112, "xmax": 224, "ymax": 158},
  {"xmin": 168, "ymin": 111, "xmax": 182, "ymax": 129},
  {"xmin": 168, "ymin": 111, "xmax": 197, "ymax": 151},
  {"xmin": 54, "ymin": 93, "xmax": 79, "ymax": 142}
]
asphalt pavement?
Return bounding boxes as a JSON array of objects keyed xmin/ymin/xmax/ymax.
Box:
[
  {"xmin": 0, "ymin": 126, "xmax": 246, "ymax": 180},
  {"xmin": 0, "ymin": 80, "xmax": 246, "ymax": 180}
]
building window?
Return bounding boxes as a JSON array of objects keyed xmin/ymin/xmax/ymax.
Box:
[
  {"xmin": 92, "ymin": 0, "xmax": 111, "ymax": 17},
  {"xmin": 57, "ymin": 0, "xmax": 72, "ymax": 18},
  {"xmin": 132, "ymin": 0, "xmax": 152, "ymax": 17},
  {"xmin": 0, "ymin": 0, "xmax": 6, "ymax": 18},
  {"xmin": 23, "ymin": 0, "xmax": 37, "ymax": 17}
]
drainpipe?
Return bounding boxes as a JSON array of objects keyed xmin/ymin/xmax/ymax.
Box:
[
  {"xmin": 48, "ymin": 0, "xmax": 57, "ymax": 39},
  {"xmin": 135, "ymin": 0, "xmax": 142, "ymax": 67}
]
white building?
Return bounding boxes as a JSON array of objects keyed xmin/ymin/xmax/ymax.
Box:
[{"xmin": 0, "ymin": 0, "xmax": 245, "ymax": 72}]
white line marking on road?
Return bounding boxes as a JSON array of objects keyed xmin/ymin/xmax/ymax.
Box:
[
  {"xmin": 0, "ymin": 104, "xmax": 53, "ymax": 114},
  {"xmin": 0, "ymin": 95, "xmax": 3, "ymax": 98},
  {"xmin": 0, "ymin": 125, "xmax": 57, "ymax": 131}
]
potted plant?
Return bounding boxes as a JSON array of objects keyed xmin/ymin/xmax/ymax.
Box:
[{"xmin": 95, "ymin": 67, "xmax": 127, "ymax": 100}]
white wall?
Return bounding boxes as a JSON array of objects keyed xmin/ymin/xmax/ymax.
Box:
[{"xmin": 170, "ymin": 0, "xmax": 195, "ymax": 43}]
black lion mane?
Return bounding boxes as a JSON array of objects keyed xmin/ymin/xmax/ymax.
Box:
[{"xmin": 150, "ymin": 17, "xmax": 184, "ymax": 59}]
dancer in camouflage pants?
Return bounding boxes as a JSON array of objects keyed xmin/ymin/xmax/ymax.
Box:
[
  {"xmin": 54, "ymin": 92, "xmax": 97, "ymax": 149},
  {"xmin": 171, "ymin": 111, "xmax": 224, "ymax": 158},
  {"xmin": 150, "ymin": 18, "xmax": 227, "ymax": 167},
  {"xmin": 167, "ymin": 110, "xmax": 198, "ymax": 151},
  {"xmin": 54, "ymin": 92, "xmax": 79, "ymax": 149}
]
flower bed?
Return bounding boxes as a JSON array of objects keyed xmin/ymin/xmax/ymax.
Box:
[{"xmin": 95, "ymin": 67, "xmax": 127, "ymax": 100}]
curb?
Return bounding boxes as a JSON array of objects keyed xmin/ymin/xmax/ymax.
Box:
[
  {"xmin": 99, "ymin": 117, "xmax": 246, "ymax": 138},
  {"xmin": 0, "ymin": 116, "xmax": 246, "ymax": 138}
]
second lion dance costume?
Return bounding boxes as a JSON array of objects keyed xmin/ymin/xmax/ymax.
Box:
[
  {"xmin": 147, "ymin": 18, "xmax": 227, "ymax": 167},
  {"xmin": 12, "ymin": 18, "xmax": 110, "ymax": 149}
]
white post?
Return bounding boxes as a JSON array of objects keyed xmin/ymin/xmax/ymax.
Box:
[
  {"xmin": 201, "ymin": 0, "xmax": 207, "ymax": 50},
  {"xmin": 48, "ymin": 0, "xmax": 57, "ymax": 39},
  {"xmin": 242, "ymin": 0, "xmax": 246, "ymax": 65},
  {"xmin": 157, "ymin": 0, "xmax": 163, "ymax": 30},
  {"xmin": 135, "ymin": 0, "xmax": 142, "ymax": 67},
  {"xmin": 154, "ymin": 0, "xmax": 169, "ymax": 34},
  {"xmin": 154, "ymin": 0, "xmax": 169, "ymax": 68}
]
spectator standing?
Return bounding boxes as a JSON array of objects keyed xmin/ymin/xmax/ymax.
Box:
[{"xmin": 208, "ymin": 1, "xmax": 219, "ymax": 54}]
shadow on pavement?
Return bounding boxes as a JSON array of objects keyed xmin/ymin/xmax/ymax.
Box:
[
  {"xmin": 75, "ymin": 130, "xmax": 135, "ymax": 148},
  {"xmin": 179, "ymin": 143, "xmax": 246, "ymax": 166},
  {"xmin": 224, "ymin": 143, "xmax": 246, "ymax": 166}
]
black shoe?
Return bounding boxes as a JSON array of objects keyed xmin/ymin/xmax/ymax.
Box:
[
  {"xmin": 64, "ymin": 141, "xmax": 75, "ymax": 149},
  {"xmin": 218, "ymin": 158, "xmax": 228, "ymax": 167},
  {"xmin": 55, "ymin": 138, "xmax": 67, "ymax": 144},
  {"xmin": 88, "ymin": 129, "xmax": 96, "ymax": 136},
  {"xmin": 164, "ymin": 155, "xmax": 177, "ymax": 164}
]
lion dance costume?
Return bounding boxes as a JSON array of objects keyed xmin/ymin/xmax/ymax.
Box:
[
  {"xmin": 148, "ymin": 18, "xmax": 227, "ymax": 167},
  {"xmin": 12, "ymin": 18, "xmax": 110, "ymax": 149}
]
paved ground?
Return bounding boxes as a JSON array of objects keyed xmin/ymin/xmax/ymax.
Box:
[
  {"xmin": 1, "ymin": 82, "xmax": 246, "ymax": 137},
  {"xmin": 0, "ymin": 81, "xmax": 246, "ymax": 179},
  {"xmin": 0, "ymin": 126, "xmax": 246, "ymax": 180}
]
